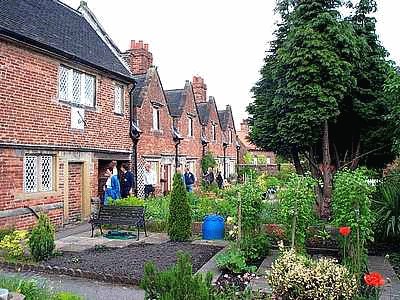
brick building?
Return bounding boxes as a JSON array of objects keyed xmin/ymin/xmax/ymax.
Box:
[
  {"xmin": 237, "ymin": 119, "xmax": 276, "ymax": 166},
  {"xmin": 123, "ymin": 41, "xmax": 176, "ymax": 196},
  {"xmin": 0, "ymin": 0, "xmax": 134, "ymax": 228}
]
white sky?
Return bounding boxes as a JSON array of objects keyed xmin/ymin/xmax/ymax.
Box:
[{"xmin": 62, "ymin": 0, "xmax": 400, "ymax": 129}]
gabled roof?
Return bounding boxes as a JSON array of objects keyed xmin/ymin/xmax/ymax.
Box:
[
  {"xmin": 165, "ymin": 89, "xmax": 185, "ymax": 117},
  {"xmin": 0, "ymin": 0, "xmax": 132, "ymax": 80},
  {"xmin": 197, "ymin": 102, "xmax": 210, "ymax": 125},
  {"xmin": 133, "ymin": 74, "xmax": 148, "ymax": 107},
  {"xmin": 218, "ymin": 110, "xmax": 229, "ymax": 130}
]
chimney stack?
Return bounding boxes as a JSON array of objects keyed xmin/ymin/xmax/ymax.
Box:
[
  {"xmin": 192, "ymin": 76, "xmax": 207, "ymax": 103},
  {"xmin": 123, "ymin": 40, "xmax": 153, "ymax": 75},
  {"xmin": 240, "ymin": 119, "xmax": 249, "ymax": 134}
]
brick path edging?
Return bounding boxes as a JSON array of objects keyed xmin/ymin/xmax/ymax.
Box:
[{"xmin": 0, "ymin": 260, "xmax": 139, "ymax": 286}]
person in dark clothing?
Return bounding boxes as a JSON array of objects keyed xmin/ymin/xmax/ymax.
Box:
[
  {"xmin": 203, "ymin": 167, "xmax": 215, "ymax": 185},
  {"xmin": 120, "ymin": 163, "xmax": 134, "ymax": 198},
  {"xmin": 184, "ymin": 167, "xmax": 195, "ymax": 192},
  {"xmin": 216, "ymin": 171, "xmax": 223, "ymax": 189}
]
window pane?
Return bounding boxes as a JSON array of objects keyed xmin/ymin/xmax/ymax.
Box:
[
  {"xmin": 72, "ymin": 70, "xmax": 81, "ymax": 104},
  {"xmin": 157, "ymin": 110, "xmax": 160, "ymax": 130},
  {"xmin": 114, "ymin": 85, "xmax": 123, "ymax": 114},
  {"xmin": 84, "ymin": 75, "xmax": 95, "ymax": 107},
  {"xmin": 152, "ymin": 108, "xmax": 157, "ymax": 130},
  {"xmin": 24, "ymin": 156, "xmax": 38, "ymax": 193},
  {"xmin": 59, "ymin": 66, "xmax": 69, "ymax": 101},
  {"xmin": 40, "ymin": 156, "xmax": 53, "ymax": 191}
]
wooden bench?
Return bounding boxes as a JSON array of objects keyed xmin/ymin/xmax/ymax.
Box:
[{"xmin": 89, "ymin": 205, "xmax": 147, "ymax": 240}]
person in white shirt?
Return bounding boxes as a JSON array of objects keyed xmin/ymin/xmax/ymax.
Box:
[{"xmin": 143, "ymin": 163, "xmax": 156, "ymax": 198}]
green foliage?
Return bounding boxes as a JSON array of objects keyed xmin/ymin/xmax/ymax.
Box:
[
  {"xmin": 238, "ymin": 233, "xmax": 270, "ymax": 263},
  {"xmin": 257, "ymin": 174, "xmax": 281, "ymax": 191},
  {"xmin": 0, "ymin": 230, "xmax": 28, "ymax": 259},
  {"xmin": 109, "ymin": 196, "xmax": 145, "ymax": 206},
  {"xmin": 332, "ymin": 169, "xmax": 375, "ymax": 275},
  {"xmin": 243, "ymin": 152, "xmax": 254, "ymax": 164},
  {"xmin": 28, "ymin": 214, "xmax": 55, "ymax": 261},
  {"xmin": 140, "ymin": 251, "xmax": 217, "ymax": 300},
  {"xmin": 373, "ymin": 173, "xmax": 400, "ymax": 238},
  {"xmin": 240, "ymin": 177, "xmax": 264, "ymax": 237},
  {"xmin": 216, "ymin": 246, "xmax": 255, "ymax": 274},
  {"xmin": 52, "ymin": 292, "xmax": 83, "ymax": 300},
  {"xmin": 168, "ymin": 173, "xmax": 192, "ymax": 241},
  {"xmin": 384, "ymin": 67, "xmax": 400, "ymax": 154},
  {"xmin": 0, "ymin": 227, "xmax": 14, "ymax": 241},
  {"xmin": 145, "ymin": 196, "xmax": 170, "ymax": 221},
  {"xmin": 268, "ymin": 246, "xmax": 358, "ymax": 300},
  {"xmin": 278, "ymin": 174, "xmax": 317, "ymax": 250},
  {"xmin": 201, "ymin": 152, "xmax": 216, "ymax": 173}
]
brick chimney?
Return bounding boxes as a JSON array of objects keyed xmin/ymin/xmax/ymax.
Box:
[
  {"xmin": 192, "ymin": 76, "xmax": 207, "ymax": 103},
  {"xmin": 123, "ymin": 40, "xmax": 153, "ymax": 75},
  {"xmin": 240, "ymin": 119, "xmax": 249, "ymax": 134}
]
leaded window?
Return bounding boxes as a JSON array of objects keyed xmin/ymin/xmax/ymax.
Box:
[
  {"xmin": 23, "ymin": 155, "xmax": 54, "ymax": 193},
  {"xmin": 114, "ymin": 84, "xmax": 124, "ymax": 114},
  {"xmin": 58, "ymin": 65, "xmax": 95, "ymax": 107}
]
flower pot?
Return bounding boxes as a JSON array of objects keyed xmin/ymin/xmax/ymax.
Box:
[{"xmin": 0, "ymin": 289, "xmax": 8, "ymax": 300}]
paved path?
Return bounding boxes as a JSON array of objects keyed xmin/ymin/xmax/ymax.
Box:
[
  {"xmin": 368, "ymin": 256, "xmax": 400, "ymax": 300},
  {"xmin": 250, "ymin": 250, "xmax": 277, "ymax": 293},
  {"xmin": 0, "ymin": 269, "xmax": 145, "ymax": 300}
]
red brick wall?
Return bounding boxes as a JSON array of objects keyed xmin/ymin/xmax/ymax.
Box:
[
  {"xmin": 0, "ymin": 148, "xmax": 63, "ymax": 229},
  {"xmin": 136, "ymin": 68, "xmax": 175, "ymax": 156},
  {"xmin": 67, "ymin": 163, "xmax": 82, "ymax": 223},
  {"xmin": 203, "ymin": 100, "xmax": 224, "ymax": 158},
  {"xmin": 0, "ymin": 39, "xmax": 132, "ymax": 152}
]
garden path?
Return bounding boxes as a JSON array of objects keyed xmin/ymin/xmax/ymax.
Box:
[
  {"xmin": 368, "ymin": 256, "xmax": 400, "ymax": 300},
  {"xmin": 0, "ymin": 269, "xmax": 145, "ymax": 300}
]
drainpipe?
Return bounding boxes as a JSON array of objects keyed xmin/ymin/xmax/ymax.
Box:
[
  {"xmin": 129, "ymin": 81, "xmax": 141, "ymax": 196},
  {"xmin": 223, "ymin": 142, "xmax": 228, "ymax": 179}
]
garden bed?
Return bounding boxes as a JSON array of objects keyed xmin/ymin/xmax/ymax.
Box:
[{"xmin": 45, "ymin": 242, "xmax": 221, "ymax": 284}]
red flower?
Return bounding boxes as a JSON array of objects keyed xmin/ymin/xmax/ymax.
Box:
[
  {"xmin": 339, "ymin": 226, "xmax": 351, "ymax": 237},
  {"xmin": 364, "ymin": 272, "xmax": 385, "ymax": 287}
]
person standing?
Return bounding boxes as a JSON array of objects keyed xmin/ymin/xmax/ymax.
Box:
[
  {"xmin": 143, "ymin": 163, "xmax": 156, "ymax": 198},
  {"xmin": 120, "ymin": 163, "xmax": 134, "ymax": 198},
  {"xmin": 103, "ymin": 167, "xmax": 121, "ymax": 205},
  {"xmin": 184, "ymin": 167, "xmax": 196, "ymax": 192},
  {"xmin": 216, "ymin": 171, "xmax": 223, "ymax": 189},
  {"xmin": 204, "ymin": 167, "xmax": 214, "ymax": 185}
]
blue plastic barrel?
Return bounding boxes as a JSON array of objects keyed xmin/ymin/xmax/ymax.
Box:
[{"xmin": 202, "ymin": 214, "xmax": 225, "ymax": 240}]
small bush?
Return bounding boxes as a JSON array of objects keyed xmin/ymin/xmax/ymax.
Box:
[
  {"xmin": 0, "ymin": 230, "xmax": 28, "ymax": 259},
  {"xmin": 168, "ymin": 173, "xmax": 192, "ymax": 241},
  {"xmin": 269, "ymin": 246, "xmax": 358, "ymax": 300},
  {"xmin": 140, "ymin": 251, "xmax": 217, "ymax": 300},
  {"xmin": 53, "ymin": 292, "xmax": 83, "ymax": 300},
  {"xmin": 109, "ymin": 196, "xmax": 145, "ymax": 206},
  {"xmin": 28, "ymin": 214, "xmax": 55, "ymax": 261},
  {"xmin": 0, "ymin": 276, "xmax": 52, "ymax": 300},
  {"xmin": 239, "ymin": 233, "xmax": 270, "ymax": 263},
  {"xmin": 216, "ymin": 246, "xmax": 256, "ymax": 274},
  {"xmin": 0, "ymin": 227, "xmax": 15, "ymax": 241}
]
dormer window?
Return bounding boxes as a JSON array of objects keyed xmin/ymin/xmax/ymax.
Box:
[
  {"xmin": 188, "ymin": 117, "xmax": 193, "ymax": 137},
  {"xmin": 152, "ymin": 106, "xmax": 161, "ymax": 130}
]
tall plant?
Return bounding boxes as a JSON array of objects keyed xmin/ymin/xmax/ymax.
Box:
[
  {"xmin": 332, "ymin": 169, "xmax": 375, "ymax": 275},
  {"xmin": 168, "ymin": 173, "xmax": 192, "ymax": 241},
  {"xmin": 278, "ymin": 174, "xmax": 317, "ymax": 250},
  {"xmin": 201, "ymin": 152, "xmax": 216, "ymax": 174},
  {"xmin": 28, "ymin": 213, "xmax": 55, "ymax": 261}
]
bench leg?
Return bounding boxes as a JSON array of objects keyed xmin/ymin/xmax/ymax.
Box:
[
  {"xmin": 143, "ymin": 219, "xmax": 148, "ymax": 237},
  {"xmin": 99, "ymin": 225, "xmax": 103, "ymax": 236},
  {"xmin": 137, "ymin": 226, "xmax": 140, "ymax": 241},
  {"xmin": 91, "ymin": 224, "xmax": 94, "ymax": 238}
]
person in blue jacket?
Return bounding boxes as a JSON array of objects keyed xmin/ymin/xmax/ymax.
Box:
[{"xmin": 103, "ymin": 167, "xmax": 121, "ymax": 205}]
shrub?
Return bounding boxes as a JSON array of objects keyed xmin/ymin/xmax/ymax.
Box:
[
  {"xmin": 278, "ymin": 174, "xmax": 317, "ymax": 250},
  {"xmin": 0, "ymin": 230, "xmax": 28, "ymax": 259},
  {"xmin": 373, "ymin": 173, "xmax": 400, "ymax": 238},
  {"xmin": 53, "ymin": 292, "xmax": 83, "ymax": 300},
  {"xmin": 0, "ymin": 276, "xmax": 52, "ymax": 300},
  {"xmin": 238, "ymin": 233, "xmax": 270, "ymax": 263},
  {"xmin": 140, "ymin": 251, "xmax": 218, "ymax": 300},
  {"xmin": 201, "ymin": 152, "xmax": 217, "ymax": 174},
  {"xmin": 216, "ymin": 246, "xmax": 255, "ymax": 274},
  {"xmin": 268, "ymin": 246, "xmax": 358, "ymax": 300},
  {"xmin": 332, "ymin": 169, "xmax": 375, "ymax": 275},
  {"xmin": 168, "ymin": 173, "xmax": 192, "ymax": 241},
  {"xmin": 109, "ymin": 196, "xmax": 144, "ymax": 206},
  {"xmin": 0, "ymin": 227, "xmax": 15, "ymax": 241},
  {"xmin": 28, "ymin": 214, "xmax": 55, "ymax": 261}
]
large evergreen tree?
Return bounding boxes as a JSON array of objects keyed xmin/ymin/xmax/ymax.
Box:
[{"xmin": 249, "ymin": 0, "xmax": 396, "ymax": 218}]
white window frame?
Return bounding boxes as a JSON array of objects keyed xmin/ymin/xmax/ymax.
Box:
[
  {"xmin": 23, "ymin": 155, "xmax": 54, "ymax": 193},
  {"xmin": 212, "ymin": 123, "xmax": 217, "ymax": 142},
  {"xmin": 188, "ymin": 117, "xmax": 193, "ymax": 137},
  {"xmin": 148, "ymin": 160, "xmax": 160, "ymax": 184},
  {"xmin": 114, "ymin": 83, "xmax": 124, "ymax": 115},
  {"xmin": 58, "ymin": 65, "xmax": 95, "ymax": 107},
  {"xmin": 152, "ymin": 107, "xmax": 161, "ymax": 131}
]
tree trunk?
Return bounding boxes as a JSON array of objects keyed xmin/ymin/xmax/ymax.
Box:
[
  {"xmin": 320, "ymin": 121, "xmax": 332, "ymax": 220},
  {"xmin": 291, "ymin": 146, "xmax": 304, "ymax": 175}
]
